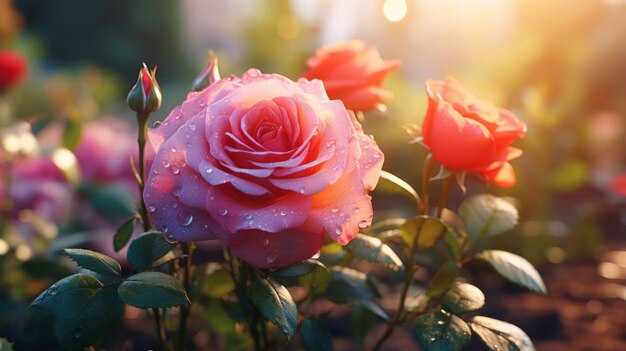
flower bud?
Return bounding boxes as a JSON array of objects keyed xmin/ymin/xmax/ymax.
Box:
[
  {"xmin": 191, "ymin": 51, "xmax": 221, "ymax": 92},
  {"xmin": 127, "ymin": 63, "xmax": 162, "ymax": 114}
]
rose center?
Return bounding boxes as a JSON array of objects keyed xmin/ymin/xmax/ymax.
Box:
[{"xmin": 254, "ymin": 121, "xmax": 290, "ymax": 151}]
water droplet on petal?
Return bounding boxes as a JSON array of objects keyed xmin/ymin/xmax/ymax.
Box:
[
  {"xmin": 153, "ymin": 121, "xmax": 162, "ymax": 128},
  {"xmin": 279, "ymin": 210, "xmax": 286, "ymax": 216},
  {"xmin": 258, "ymin": 237, "xmax": 269, "ymax": 246},
  {"xmin": 437, "ymin": 320, "xmax": 446, "ymax": 325},
  {"xmin": 205, "ymin": 167, "xmax": 213, "ymax": 174},
  {"xmin": 74, "ymin": 328, "xmax": 83, "ymax": 339},
  {"xmin": 358, "ymin": 220, "xmax": 369, "ymax": 230},
  {"xmin": 219, "ymin": 208, "xmax": 228, "ymax": 216},
  {"xmin": 161, "ymin": 225, "xmax": 169, "ymax": 232},
  {"xmin": 299, "ymin": 187, "xmax": 305, "ymax": 194},
  {"xmin": 148, "ymin": 205, "xmax": 156, "ymax": 213},
  {"xmin": 48, "ymin": 285, "xmax": 58, "ymax": 295},
  {"xmin": 243, "ymin": 213, "xmax": 252, "ymax": 220},
  {"xmin": 171, "ymin": 147, "xmax": 177, "ymax": 153},
  {"xmin": 331, "ymin": 206, "xmax": 339, "ymax": 213},
  {"xmin": 171, "ymin": 165, "xmax": 180, "ymax": 174},
  {"xmin": 172, "ymin": 188, "xmax": 181, "ymax": 198},
  {"xmin": 246, "ymin": 68, "xmax": 261, "ymax": 77},
  {"xmin": 165, "ymin": 232, "xmax": 177, "ymax": 243},
  {"xmin": 162, "ymin": 160, "xmax": 170, "ymax": 168},
  {"xmin": 326, "ymin": 140, "xmax": 335, "ymax": 147},
  {"xmin": 176, "ymin": 211, "xmax": 193, "ymax": 227},
  {"xmin": 334, "ymin": 227, "xmax": 343, "ymax": 236},
  {"xmin": 373, "ymin": 152, "xmax": 381, "ymax": 159},
  {"xmin": 266, "ymin": 253, "xmax": 276, "ymax": 264},
  {"xmin": 189, "ymin": 123, "xmax": 197, "ymax": 131}
]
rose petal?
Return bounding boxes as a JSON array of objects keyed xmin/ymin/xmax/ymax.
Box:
[
  {"xmin": 205, "ymin": 187, "xmax": 311, "ymax": 233},
  {"xmin": 226, "ymin": 229, "xmax": 325, "ymax": 268},
  {"xmin": 349, "ymin": 112, "xmax": 384, "ymax": 190}
]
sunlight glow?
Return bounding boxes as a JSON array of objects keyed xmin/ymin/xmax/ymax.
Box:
[
  {"xmin": 0, "ymin": 239, "xmax": 8, "ymax": 256},
  {"xmin": 383, "ymin": 0, "xmax": 407, "ymax": 23},
  {"xmin": 52, "ymin": 147, "xmax": 77, "ymax": 171},
  {"xmin": 276, "ymin": 14, "xmax": 300, "ymax": 40}
]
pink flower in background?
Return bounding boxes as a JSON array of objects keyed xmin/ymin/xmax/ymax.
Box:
[
  {"xmin": 302, "ymin": 40, "xmax": 401, "ymax": 111},
  {"xmin": 610, "ymin": 174, "xmax": 626, "ymax": 197},
  {"xmin": 0, "ymin": 51, "xmax": 27, "ymax": 91},
  {"xmin": 144, "ymin": 69, "xmax": 384, "ymax": 268}
]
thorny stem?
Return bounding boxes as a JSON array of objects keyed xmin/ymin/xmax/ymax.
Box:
[
  {"xmin": 436, "ymin": 176, "xmax": 455, "ymax": 218},
  {"xmin": 177, "ymin": 241, "xmax": 196, "ymax": 351}
]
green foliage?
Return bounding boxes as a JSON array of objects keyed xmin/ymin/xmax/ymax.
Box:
[
  {"xmin": 246, "ymin": 276, "xmax": 297, "ymax": 339},
  {"xmin": 64, "ymin": 248, "xmax": 121, "ymax": 276},
  {"xmin": 31, "ymin": 274, "xmax": 123, "ymax": 350},
  {"xmin": 470, "ymin": 316, "xmax": 535, "ymax": 351},
  {"xmin": 324, "ymin": 267, "xmax": 380, "ymax": 304},
  {"xmin": 400, "ymin": 216, "xmax": 450, "ymax": 250},
  {"xmin": 0, "ymin": 338, "xmax": 15, "ymax": 351},
  {"xmin": 345, "ymin": 234, "xmax": 403, "ymax": 270},
  {"xmin": 459, "ymin": 194, "xmax": 518, "ymax": 243},
  {"xmin": 117, "ymin": 272, "xmax": 189, "ymax": 309},
  {"xmin": 441, "ymin": 282, "xmax": 485, "ymax": 314},
  {"xmin": 126, "ymin": 231, "xmax": 173, "ymax": 269},
  {"xmin": 413, "ymin": 310, "xmax": 471, "ymax": 351},
  {"xmin": 375, "ymin": 170, "xmax": 420, "ymax": 205},
  {"xmin": 62, "ymin": 117, "xmax": 83, "ymax": 151},
  {"xmin": 428, "ymin": 261, "xmax": 459, "ymax": 297},
  {"xmin": 300, "ymin": 317, "xmax": 334, "ymax": 351},
  {"xmin": 78, "ymin": 183, "xmax": 135, "ymax": 222},
  {"xmin": 350, "ymin": 302, "xmax": 376, "ymax": 350},
  {"xmin": 271, "ymin": 259, "xmax": 330, "ymax": 296},
  {"xmin": 475, "ymin": 250, "xmax": 546, "ymax": 294},
  {"xmin": 201, "ymin": 267, "xmax": 235, "ymax": 298},
  {"xmin": 114, "ymin": 217, "xmax": 137, "ymax": 252}
]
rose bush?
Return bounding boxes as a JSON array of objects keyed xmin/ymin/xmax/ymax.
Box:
[
  {"xmin": 422, "ymin": 77, "xmax": 526, "ymax": 187},
  {"xmin": 302, "ymin": 40, "xmax": 400, "ymax": 111},
  {"xmin": 0, "ymin": 50, "xmax": 27, "ymax": 90},
  {"xmin": 144, "ymin": 69, "xmax": 384, "ymax": 268}
]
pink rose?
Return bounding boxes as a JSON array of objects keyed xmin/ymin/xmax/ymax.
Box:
[
  {"xmin": 144, "ymin": 69, "xmax": 384, "ymax": 268},
  {"xmin": 302, "ymin": 40, "xmax": 401, "ymax": 111}
]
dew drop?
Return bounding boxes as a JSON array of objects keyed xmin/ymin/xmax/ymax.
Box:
[
  {"xmin": 299, "ymin": 187, "xmax": 305, "ymax": 194},
  {"xmin": 358, "ymin": 220, "xmax": 369, "ymax": 230},
  {"xmin": 205, "ymin": 167, "xmax": 213, "ymax": 174},
  {"xmin": 334, "ymin": 227, "xmax": 343, "ymax": 236},
  {"xmin": 243, "ymin": 213, "xmax": 253, "ymax": 220},
  {"xmin": 161, "ymin": 225, "xmax": 169, "ymax": 233},
  {"xmin": 153, "ymin": 121, "xmax": 162, "ymax": 128},
  {"xmin": 437, "ymin": 320, "xmax": 446, "ymax": 325},
  {"xmin": 258, "ymin": 237, "xmax": 269, "ymax": 246},
  {"xmin": 148, "ymin": 205, "xmax": 156, "ymax": 213},
  {"xmin": 331, "ymin": 206, "xmax": 339, "ymax": 213},
  {"xmin": 48, "ymin": 285, "xmax": 59, "ymax": 296},
  {"xmin": 171, "ymin": 165, "xmax": 180, "ymax": 174},
  {"xmin": 165, "ymin": 232, "xmax": 177, "ymax": 243},
  {"xmin": 373, "ymin": 152, "xmax": 381, "ymax": 159},
  {"xmin": 246, "ymin": 68, "xmax": 261, "ymax": 77},
  {"xmin": 219, "ymin": 208, "xmax": 228, "ymax": 216},
  {"xmin": 279, "ymin": 210, "xmax": 287, "ymax": 216},
  {"xmin": 74, "ymin": 328, "xmax": 83, "ymax": 339},
  {"xmin": 326, "ymin": 140, "xmax": 335, "ymax": 147},
  {"xmin": 176, "ymin": 211, "xmax": 193, "ymax": 227},
  {"xmin": 162, "ymin": 160, "xmax": 170, "ymax": 168},
  {"xmin": 171, "ymin": 147, "xmax": 177, "ymax": 153},
  {"xmin": 172, "ymin": 188, "xmax": 181, "ymax": 198},
  {"xmin": 430, "ymin": 337, "xmax": 436, "ymax": 342},
  {"xmin": 189, "ymin": 123, "xmax": 197, "ymax": 131},
  {"xmin": 266, "ymin": 253, "xmax": 277, "ymax": 264}
]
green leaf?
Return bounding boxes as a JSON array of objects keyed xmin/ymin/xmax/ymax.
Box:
[
  {"xmin": 79, "ymin": 183, "xmax": 135, "ymax": 222},
  {"xmin": 350, "ymin": 303, "xmax": 376, "ymax": 350},
  {"xmin": 442, "ymin": 282, "xmax": 485, "ymax": 314},
  {"xmin": 272, "ymin": 260, "xmax": 331, "ymax": 296},
  {"xmin": 117, "ymin": 272, "xmax": 190, "ymax": 308},
  {"xmin": 375, "ymin": 170, "xmax": 420, "ymax": 204},
  {"xmin": 357, "ymin": 300, "xmax": 389, "ymax": 321},
  {"xmin": 0, "ymin": 337, "xmax": 15, "ymax": 351},
  {"xmin": 318, "ymin": 242, "xmax": 346, "ymax": 266},
  {"xmin": 201, "ymin": 268, "xmax": 235, "ymax": 298},
  {"xmin": 405, "ymin": 287, "xmax": 430, "ymax": 313},
  {"xmin": 428, "ymin": 261, "xmax": 459, "ymax": 297},
  {"xmin": 400, "ymin": 216, "xmax": 449, "ymax": 250},
  {"xmin": 324, "ymin": 267, "xmax": 379, "ymax": 304},
  {"xmin": 470, "ymin": 316, "xmax": 535, "ymax": 351},
  {"xmin": 127, "ymin": 231, "xmax": 173, "ymax": 269},
  {"xmin": 64, "ymin": 248, "xmax": 121, "ymax": 276},
  {"xmin": 459, "ymin": 194, "xmax": 518, "ymax": 242},
  {"xmin": 246, "ymin": 277, "xmax": 297, "ymax": 339},
  {"xmin": 62, "ymin": 117, "xmax": 83, "ymax": 151},
  {"xmin": 31, "ymin": 274, "xmax": 123, "ymax": 350},
  {"xmin": 345, "ymin": 234, "xmax": 403, "ymax": 270},
  {"xmin": 413, "ymin": 310, "xmax": 471, "ymax": 351},
  {"xmin": 301, "ymin": 317, "xmax": 334, "ymax": 351},
  {"xmin": 475, "ymin": 250, "xmax": 546, "ymax": 294},
  {"xmin": 114, "ymin": 217, "xmax": 137, "ymax": 252}
]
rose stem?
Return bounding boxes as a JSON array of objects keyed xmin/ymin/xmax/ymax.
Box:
[
  {"xmin": 419, "ymin": 155, "xmax": 437, "ymax": 215},
  {"xmin": 135, "ymin": 111, "xmax": 168, "ymax": 349},
  {"xmin": 177, "ymin": 241, "xmax": 195, "ymax": 351},
  {"xmin": 435, "ymin": 175, "xmax": 455, "ymax": 218}
]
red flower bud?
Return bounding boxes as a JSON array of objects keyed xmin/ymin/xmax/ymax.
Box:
[
  {"xmin": 0, "ymin": 51, "xmax": 27, "ymax": 91},
  {"xmin": 127, "ymin": 63, "xmax": 162, "ymax": 114},
  {"xmin": 191, "ymin": 50, "xmax": 221, "ymax": 92}
]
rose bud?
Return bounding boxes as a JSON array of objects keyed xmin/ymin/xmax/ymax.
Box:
[
  {"xmin": 143, "ymin": 69, "xmax": 384, "ymax": 268},
  {"xmin": 302, "ymin": 40, "xmax": 401, "ymax": 111},
  {"xmin": 127, "ymin": 63, "xmax": 162, "ymax": 115},
  {"xmin": 0, "ymin": 50, "xmax": 27, "ymax": 91},
  {"xmin": 191, "ymin": 51, "xmax": 221, "ymax": 92},
  {"xmin": 422, "ymin": 77, "xmax": 526, "ymax": 188}
]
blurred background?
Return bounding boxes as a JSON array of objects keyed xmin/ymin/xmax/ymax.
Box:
[{"xmin": 1, "ymin": 0, "xmax": 626, "ymax": 350}]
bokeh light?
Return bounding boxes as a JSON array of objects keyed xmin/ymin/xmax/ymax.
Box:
[{"xmin": 383, "ymin": 0, "xmax": 407, "ymax": 23}]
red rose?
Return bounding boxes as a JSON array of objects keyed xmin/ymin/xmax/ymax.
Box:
[
  {"xmin": 422, "ymin": 78, "xmax": 526, "ymax": 188},
  {"xmin": 144, "ymin": 69, "xmax": 384, "ymax": 268},
  {"xmin": 302, "ymin": 40, "xmax": 401, "ymax": 111},
  {"xmin": 0, "ymin": 51, "xmax": 27, "ymax": 91}
]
